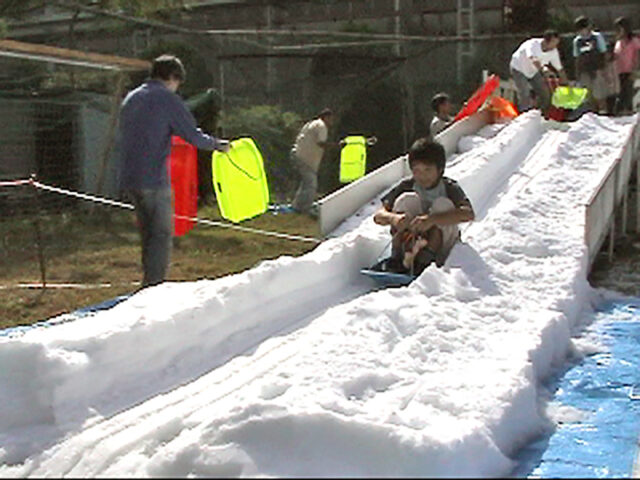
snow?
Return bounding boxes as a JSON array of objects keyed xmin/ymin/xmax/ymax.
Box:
[
  {"xmin": 456, "ymin": 121, "xmax": 508, "ymax": 153},
  {"xmin": 0, "ymin": 112, "xmax": 638, "ymax": 477}
]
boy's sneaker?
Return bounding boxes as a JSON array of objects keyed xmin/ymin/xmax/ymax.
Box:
[
  {"xmin": 372, "ymin": 256, "xmax": 409, "ymax": 274},
  {"xmin": 412, "ymin": 247, "xmax": 437, "ymax": 275}
]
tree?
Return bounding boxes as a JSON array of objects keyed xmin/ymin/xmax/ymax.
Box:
[
  {"xmin": 92, "ymin": 0, "xmax": 187, "ymax": 17},
  {"xmin": 507, "ymin": 0, "xmax": 548, "ymax": 32},
  {"xmin": 0, "ymin": 0, "xmax": 188, "ymax": 24}
]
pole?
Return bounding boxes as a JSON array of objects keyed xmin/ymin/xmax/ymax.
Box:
[
  {"xmin": 95, "ymin": 70, "xmax": 126, "ymax": 196},
  {"xmin": 220, "ymin": 61, "xmax": 225, "ymax": 111},
  {"xmin": 266, "ymin": 3, "xmax": 274, "ymax": 97},
  {"xmin": 394, "ymin": 0, "xmax": 401, "ymax": 57}
]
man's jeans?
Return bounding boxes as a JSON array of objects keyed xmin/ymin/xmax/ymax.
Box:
[
  {"xmin": 511, "ymin": 68, "xmax": 550, "ymax": 113},
  {"xmin": 291, "ymin": 152, "xmax": 318, "ymax": 214},
  {"xmin": 127, "ymin": 188, "xmax": 172, "ymax": 288}
]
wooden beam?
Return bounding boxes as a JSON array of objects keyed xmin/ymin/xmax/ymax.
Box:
[{"xmin": 0, "ymin": 39, "xmax": 150, "ymax": 71}]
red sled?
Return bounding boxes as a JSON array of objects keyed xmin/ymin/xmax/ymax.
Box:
[
  {"xmin": 454, "ymin": 74, "xmax": 500, "ymax": 122},
  {"xmin": 546, "ymin": 106, "xmax": 566, "ymax": 121},
  {"xmin": 169, "ymin": 136, "xmax": 198, "ymax": 237}
]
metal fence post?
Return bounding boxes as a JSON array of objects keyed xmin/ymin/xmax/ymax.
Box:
[
  {"xmin": 636, "ymin": 124, "xmax": 640, "ymax": 235},
  {"xmin": 609, "ymin": 161, "xmax": 620, "ymax": 262}
]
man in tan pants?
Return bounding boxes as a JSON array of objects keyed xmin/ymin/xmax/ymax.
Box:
[{"xmin": 290, "ymin": 108, "xmax": 334, "ymax": 215}]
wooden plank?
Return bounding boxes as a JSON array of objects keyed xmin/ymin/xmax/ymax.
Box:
[{"xmin": 0, "ymin": 39, "xmax": 150, "ymax": 71}]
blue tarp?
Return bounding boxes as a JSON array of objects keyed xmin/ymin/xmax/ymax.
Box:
[
  {"xmin": 0, "ymin": 294, "xmax": 131, "ymax": 338},
  {"xmin": 514, "ymin": 299, "xmax": 640, "ymax": 478}
]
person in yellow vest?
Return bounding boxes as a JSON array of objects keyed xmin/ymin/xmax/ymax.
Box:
[{"xmin": 290, "ymin": 108, "xmax": 335, "ymax": 215}]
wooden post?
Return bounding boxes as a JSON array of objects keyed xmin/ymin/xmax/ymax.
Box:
[
  {"xmin": 33, "ymin": 217, "xmax": 46, "ymax": 289},
  {"xmin": 608, "ymin": 215, "xmax": 615, "ymax": 262},
  {"xmin": 637, "ymin": 143, "xmax": 640, "ymax": 235},
  {"xmin": 622, "ymin": 183, "xmax": 628, "ymax": 236},
  {"xmin": 609, "ymin": 163, "xmax": 620, "ymax": 262},
  {"xmin": 219, "ymin": 61, "xmax": 225, "ymax": 112},
  {"xmin": 31, "ymin": 183, "xmax": 47, "ymax": 289}
]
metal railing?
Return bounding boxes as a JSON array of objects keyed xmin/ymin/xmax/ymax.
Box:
[{"xmin": 584, "ymin": 115, "xmax": 640, "ymax": 268}]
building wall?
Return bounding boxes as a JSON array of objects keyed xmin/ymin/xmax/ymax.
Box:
[
  {"xmin": 4, "ymin": 0, "xmax": 638, "ymax": 194},
  {"xmin": 0, "ymin": 95, "xmax": 119, "ymax": 196},
  {"xmin": 78, "ymin": 96, "xmax": 120, "ymax": 198},
  {"xmin": 0, "ymin": 99, "xmax": 37, "ymax": 179}
]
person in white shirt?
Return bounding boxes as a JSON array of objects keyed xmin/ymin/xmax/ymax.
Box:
[
  {"xmin": 290, "ymin": 108, "xmax": 334, "ymax": 214},
  {"xmin": 509, "ymin": 29, "xmax": 568, "ymax": 114},
  {"xmin": 430, "ymin": 92, "xmax": 454, "ymax": 137}
]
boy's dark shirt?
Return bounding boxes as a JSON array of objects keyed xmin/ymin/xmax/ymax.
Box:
[
  {"xmin": 575, "ymin": 34, "xmax": 605, "ymax": 75},
  {"xmin": 381, "ymin": 176, "xmax": 472, "ymax": 212}
]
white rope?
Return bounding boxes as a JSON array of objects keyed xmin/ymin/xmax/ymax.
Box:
[
  {"xmin": 3, "ymin": 178, "xmax": 321, "ymax": 245},
  {"xmin": 32, "ymin": 180, "xmax": 136, "ymax": 210},
  {"xmin": 0, "ymin": 179, "xmax": 33, "ymax": 187},
  {"xmin": 0, "ymin": 281, "xmax": 139, "ymax": 290}
]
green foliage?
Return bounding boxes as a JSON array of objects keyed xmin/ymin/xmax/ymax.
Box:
[
  {"xmin": 548, "ymin": 4, "xmax": 576, "ymax": 33},
  {"xmin": 340, "ymin": 20, "xmax": 378, "ymax": 34},
  {"xmin": 0, "ymin": 0, "xmax": 45, "ymax": 19},
  {"xmin": 0, "ymin": 18, "xmax": 7, "ymax": 38},
  {"xmin": 96, "ymin": 0, "xmax": 185, "ymax": 17},
  {"xmin": 508, "ymin": 0, "xmax": 548, "ymax": 32},
  {"xmin": 220, "ymin": 105, "xmax": 302, "ymax": 201}
]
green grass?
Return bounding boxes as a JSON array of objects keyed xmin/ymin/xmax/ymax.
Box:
[{"xmin": 0, "ymin": 205, "xmax": 319, "ymax": 330}]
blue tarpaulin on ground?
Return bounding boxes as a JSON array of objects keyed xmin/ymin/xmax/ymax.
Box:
[
  {"xmin": 514, "ymin": 299, "xmax": 640, "ymax": 478},
  {"xmin": 0, "ymin": 294, "xmax": 131, "ymax": 338}
]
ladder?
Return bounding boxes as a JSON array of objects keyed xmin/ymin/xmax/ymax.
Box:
[{"xmin": 456, "ymin": 0, "xmax": 475, "ymax": 84}]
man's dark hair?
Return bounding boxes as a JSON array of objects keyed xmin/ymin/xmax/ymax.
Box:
[
  {"xmin": 318, "ymin": 107, "xmax": 333, "ymax": 119},
  {"xmin": 431, "ymin": 92, "xmax": 450, "ymax": 113},
  {"xmin": 150, "ymin": 54, "xmax": 186, "ymax": 82},
  {"xmin": 574, "ymin": 15, "xmax": 590, "ymax": 31},
  {"xmin": 543, "ymin": 29, "xmax": 559, "ymax": 41},
  {"xmin": 408, "ymin": 138, "xmax": 446, "ymax": 173}
]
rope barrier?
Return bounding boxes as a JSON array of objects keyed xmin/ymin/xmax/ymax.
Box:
[
  {"xmin": 1, "ymin": 178, "xmax": 321, "ymax": 245},
  {"xmin": 32, "ymin": 180, "xmax": 136, "ymax": 211},
  {"xmin": 0, "ymin": 282, "xmax": 139, "ymax": 290},
  {"xmin": 0, "ymin": 179, "xmax": 33, "ymax": 187}
]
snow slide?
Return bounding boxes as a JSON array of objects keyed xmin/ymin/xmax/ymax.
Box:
[{"xmin": 0, "ymin": 112, "xmax": 637, "ymax": 477}]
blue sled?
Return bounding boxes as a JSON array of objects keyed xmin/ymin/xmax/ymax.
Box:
[
  {"xmin": 361, "ymin": 258, "xmax": 416, "ymax": 287},
  {"xmin": 361, "ymin": 268, "xmax": 416, "ymax": 287}
]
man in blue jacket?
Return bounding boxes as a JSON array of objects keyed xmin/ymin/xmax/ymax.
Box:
[{"xmin": 119, "ymin": 54, "xmax": 229, "ymax": 288}]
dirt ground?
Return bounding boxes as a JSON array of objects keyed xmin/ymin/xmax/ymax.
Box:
[{"xmin": 0, "ymin": 206, "xmax": 318, "ymax": 330}]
